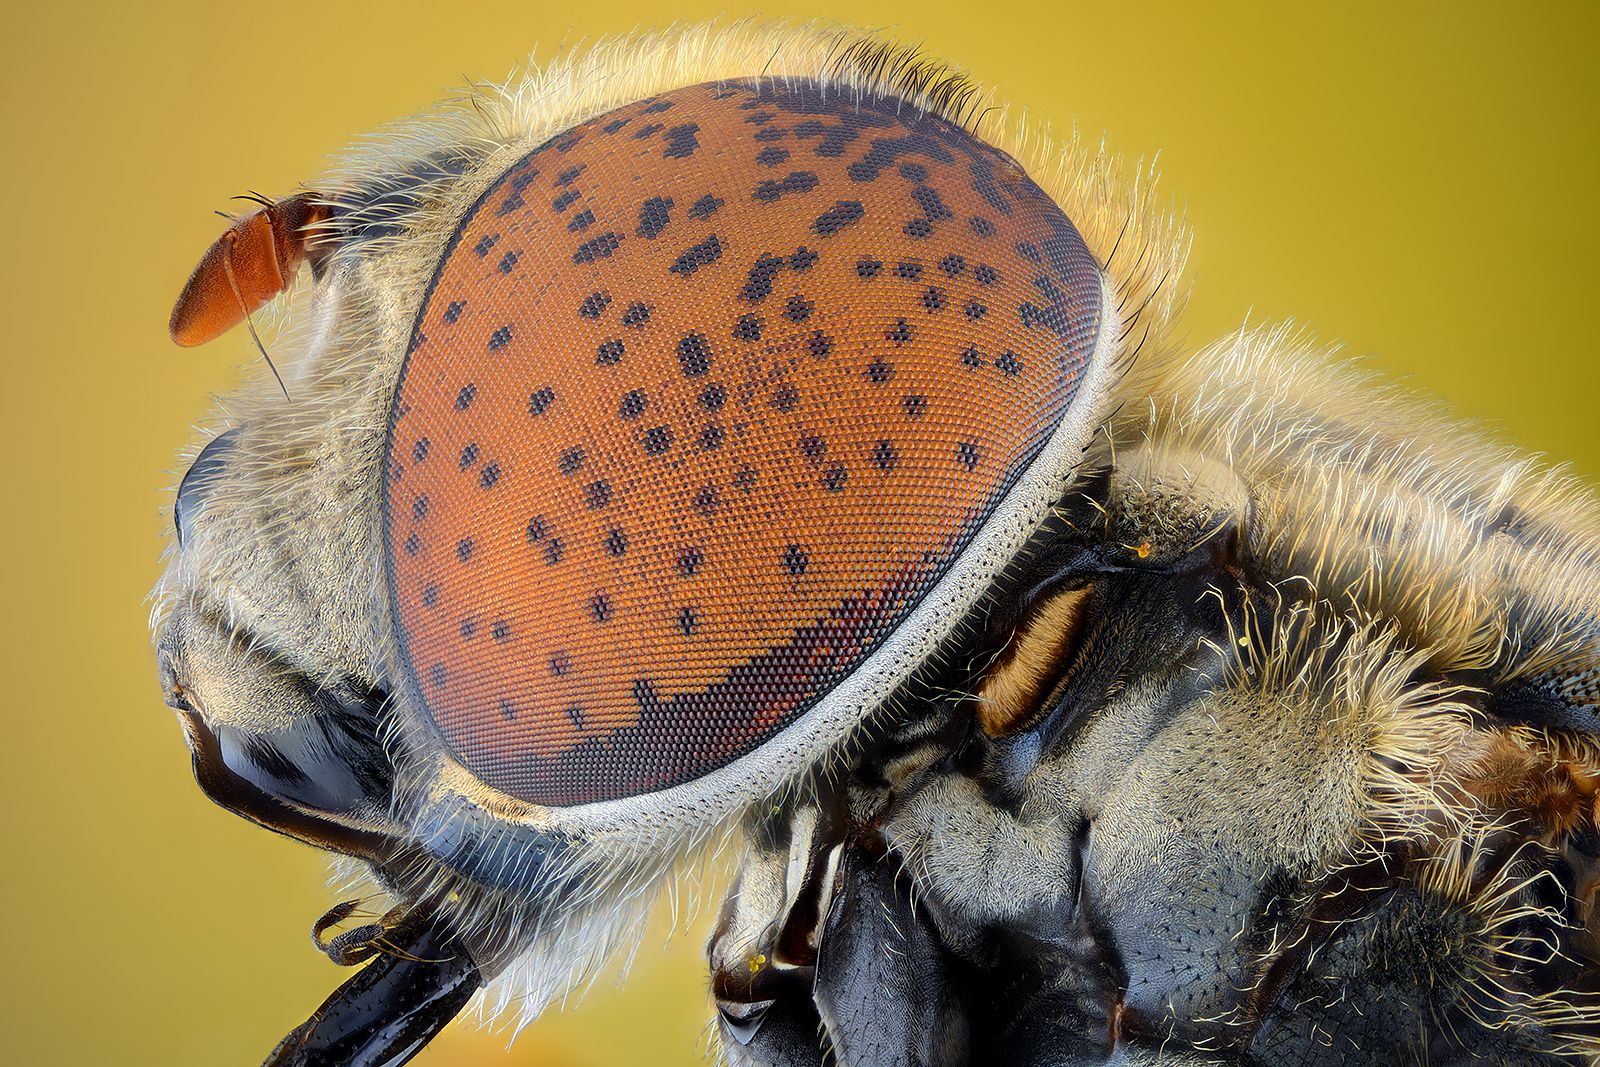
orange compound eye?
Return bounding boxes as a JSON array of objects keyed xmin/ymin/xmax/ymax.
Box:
[{"xmin": 382, "ymin": 79, "xmax": 1102, "ymax": 807}]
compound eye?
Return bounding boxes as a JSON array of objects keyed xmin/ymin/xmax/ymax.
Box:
[
  {"xmin": 382, "ymin": 79, "xmax": 1105, "ymax": 807},
  {"xmin": 175, "ymin": 427, "xmax": 241, "ymax": 547}
]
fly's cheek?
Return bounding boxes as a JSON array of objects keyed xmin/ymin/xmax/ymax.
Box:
[{"xmin": 381, "ymin": 79, "xmax": 1103, "ymax": 807}]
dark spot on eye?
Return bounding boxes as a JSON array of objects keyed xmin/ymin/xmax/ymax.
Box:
[
  {"xmin": 455, "ymin": 383, "xmax": 477, "ymax": 410},
  {"xmin": 895, "ymin": 261, "xmax": 922, "ymax": 280},
  {"xmin": 688, "ymin": 194, "xmax": 723, "ymax": 219},
  {"xmin": 622, "ymin": 303, "xmax": 651, "ymax": 328},
  {"xmin": 585, "ymin": 481, "xmax": 612, "ymax": 509},
  {"xmin": 497, "ymin": 250, "xmax": 520, "ymax": 272},
  {"xmin": 789, "ymin": 246, "xmax": 818, "ymax": 271},
  {"xmin": 459, "ymin": 443, "xmax": 480, "ymax": 468},
  {"xmin": 596, "ymin": 339, "xmax": 625, "ymax": 365},
  {"xmin": 782, "ymin": 544, "xmax": 808, "ymax": 576},
  {"xmin": 921, "ymin": 287, "xmax": 945, "ymax": 311},
  {"xmin": 756, "ymin": 146, "xmax": 790, "ymax": 166},
  {"xmin": 551, "ymin": 190, "xmax": 581, "ymax": 212},
  {"xmin": 443, "ymin": 301, "xmax": 465, "ymax": 324},
  {"xmin": 753, "ymin": 125, "xmax": 786, "ymax": 142},
  {"xmin": 480, "ymin": 463, "xmax": 500, "ymax": 489},
  {"xmin": 955, "ymin": 440, "xmax": 981, "ymax": 469},
  {"xmin": 970, "ymin": 216, "xmax": 995, "ymax": 237},
  {"xmin": 904, "ymin": 394, "xmax": 927, "ymax": 418},
  {"xmin": 734, "ymin": 315, "xmax": 763, "ymax": 341},
  {"xmin": 772, "ymin": 385, "xmax": 799, "ymax": 412},
  {"xmin": 412, "ymin": 438, "xmax": 430, "ymax": 463},
  {"xmin": 499, "ymin": 699, "xmax": 516, "ymax": 721},
  {"xmin": 785, "ymin": 295, "xmax": 813, "ymax": 322},
  {"xmin": 678, "ymin": 333, "xmax": 713, "ymax": 377},
  {"xmin": 636, "ymin": 196, "xmax": 674, "ymax": 238},
  {"xmin": 489, "ymin": 619, "xmax": 509, "ymax": 642},
  {"xmin": 733, "ymin": 465, "xmax": 758, "ymax": 492},
  {"xmin": 678, "ymin": 606, "xmax": 698, "ymax": 635},
  {"xmin": 699, "ymin": 423, "xmax": 724, "ymax": 450},
  {"xmin": 472, "ymin": 234, "xmax": 498, "ymax": 257},
  {"xmin": 678, "ymin": 546, "xmax": 704, "ymax": 577},
  {"xmin": 572, "ymin": 232, "xmax": 622, "ymax": 264},
  {"xmin": 460, "ymin": 617, "xmax": 476, "ymax": 640},
  {"xmin": 421, "ymin": 583, "xmax": 439, "ymax": 607},
  {"xmin": 590, "ymin": 594, "xmax": 612, "ymax": 623},
  {"xmin": 753, "ymin": 171, "xmax": 819, "ymax": 202},
  {"xmin": 821, "ymin": 464, "xmax": 848, "ymax": 492},
  {"xmin": 429, "ymin": 663, "xmax": 447, "ymax": 689},
  {"xmin": 910, "ymin": 185, "xmax": 952, "ymax": 221},
  {"xmin": 603, "ymin": 117, "xmax": 629, "ymax": 134},
  {"xmin": 740, "ymin": 254, "xmax": 785, "ymax": 302},
  {"xmin": 404, "ymin": 532, "xmax": 420, "ymax": 556},
  {"xmin": 799, "ymin": 434, "xmax": 826, "ymax": 461},
  {"xmin": 526, "ymin": 516, "xmax": 548, "ymax": 542},
  {"xmin": 545, "ymin": 537, "xmax": 565, "ymax": 564},
  {"xmin": 886, "ymin": 318, "xmax": 912, "ymax": 343},
  {"xmin": 807, "ymin": 331, "xmax": 832, "ymax": 359},
  {"xmin": 961, "ymin": 346, "xmax": 986, "ymax": 369},
  {"xmin": 939, "ymin": 254, "xmax": 966, "ymax": 276},
  {"xmin": 995, "ymin": 350, "xmax": 1022, "ymax": 376},
  {"xmin": 488, "ymin": 325, "xmax": 512, "ymax": 350},
  {"xmin": 619, "ymin": 389, "xmax": 647, "ymax": 419},
  {"xmin": 964, "ymin": 301, "xmax": 988, "ymax": 320},
  {"xmin": 579, "ymin": 291, "xmax": 612, "ymax": 318},
  {"xmin": 456, "ymin": 538, "xmax": 474, "ymax": 562},
  {"xmin": 873, "ymin": 440, "xmax": 898, "ymax": 471},
  {"xmin": 604, "ymin": 526, "xmax": 629, "ymax": 556},
  {"xmin": 899, "ymin": 162, "xmax": 928, "ymax": 181},
  {"xmin": 549, "ymin": 651, "xmax": 570, "ymax": 676},
  {"xmin": 866, "ymin": 358, "xmax": 895, "ymax": 383},
  {"xmin": 558, "ymin": 448, "xmax": 585, "ymax": 475},
  {"xmin": 528, "ymin": 387, "xmax": 555, "ymax": 415},
  {"xmin": 700, "ymin": 383, "xmax": 727, "ymax": 411},
  {"xmin": 692, "ymin": 484, "xmax": 719, "ymax": 517},
  {"xmin": 662, "ymin": 123, "xmax": 700, "ymax": 158},
  {"xmin": 806, "ymin": 119, "xmax": 864, "ymax": 157},
  {"xmin": 633, "ymin": 122, "xmax": 665, "ymax": 140},
  {"xmin": 973, "ymin": 264, "xmax": 1000, "ymax": 286},
  {"xmin": 642, "ymin": 425, "xmax": 674, "ymax": 455},
  {"xmin": 813, "ymin": 200, "xmax": 864, "ymax": 235},
  {"xmin": 642, "ymin": 98, "xmax": 674, "ymax": 113},
  {"xmin": 555, "ymin": 165, "xmax": 585, "ymax": 187},
  {"xmin": 1017, "ymin": 241, "xmax": 1041, "ymax": 263},
  {"xmin": 669, "ymin": 234, "xmax": 724, "ymax": 276},
  {"xmin": 856, "ymin": 256, "xmax": 882, "ymax": 279},
  {"xmin": 904, "ymin": 218, "xmax": 932, "ymax": 238}
]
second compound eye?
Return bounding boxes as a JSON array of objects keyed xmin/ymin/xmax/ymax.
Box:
[
  {"xmin": 380, "ymin": 75, "xmax": 1107, "ymax": 810},
  {"xmin": 175, "ymin": 427, "xmax": 241, "ymax": 547}
]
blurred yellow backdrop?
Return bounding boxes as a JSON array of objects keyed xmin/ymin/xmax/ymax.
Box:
[{"xmin": 1, "ymin": 2, "xmax": 1595, "ymax": 1064}]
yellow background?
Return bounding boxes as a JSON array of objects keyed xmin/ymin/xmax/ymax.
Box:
[{"xmin": 2, "ymin": 2, "xmax": 1595, "ymax": 1064}]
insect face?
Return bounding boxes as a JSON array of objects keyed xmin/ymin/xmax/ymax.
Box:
[{"xmin": 152, "ymin": 22, "xmax": 1183, "ymax": 1063}]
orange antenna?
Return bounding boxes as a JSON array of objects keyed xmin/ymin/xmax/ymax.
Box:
[{"xmin": 168, "ymin": 191, "xmax": 334, "ymax": 397}]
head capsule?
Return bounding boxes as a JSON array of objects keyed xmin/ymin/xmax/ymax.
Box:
[{"xmin": 151, "ymin": 21, "xmax": 1178, "ymax": 1062}]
